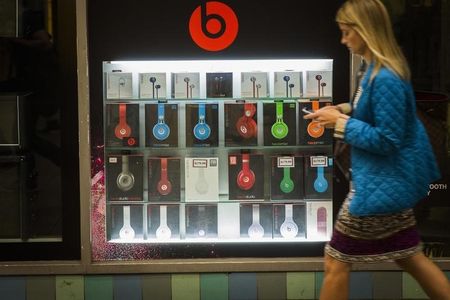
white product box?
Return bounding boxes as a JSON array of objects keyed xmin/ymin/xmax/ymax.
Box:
[
  {"xmin": 185, "ymin": 157, "xmax": 219, "ymax": 201},
  {"xmin": 172, "ymin": 72, "xmax": 200, "ymax": 99},
  {"xmin": 305, "ymin": 71, "xmax": 333, "ymax": 97},
  {"xmin": 139, "ymin": 73, "xmax": 167, "ymax": 99},
  {"xmin": 106, "ymin": 72, "xmax": 133, "ymax": 99},
  {"xmin": 274, "ymin": 71, "xmax": 302, "ymax": 98},
  {"xmin": 241, "ymin": 72, "xmax": 268, "ymax": 98},
  {"xmin": 217, "ymin": 203, "xmax": 241, "ymax": 239},
  {"xmin": 306, "ymin": 201, "xmax": 333, "ymax": 241}
]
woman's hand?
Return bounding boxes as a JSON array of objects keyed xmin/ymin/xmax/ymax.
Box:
[{"xmin": 303, "ymin": 106, "xmax": 342, "ymax": 127}]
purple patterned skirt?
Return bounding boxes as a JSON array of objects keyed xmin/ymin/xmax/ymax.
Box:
[{"xmin": 325, "ymin": 192, "xmax": 422, "ymax": 263}]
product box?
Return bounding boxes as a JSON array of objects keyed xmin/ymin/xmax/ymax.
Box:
[
  {"xmin": 298, "ymin": 98, "xmax": 333, "ymax": 146},
  {"xmin": 240, "ymin": 203, "xmax": 273, "ymax": 239},
  {"xmin": 274, "ymin": 71, "xmax": 302, "ymax": 98},
  {"xmin": 217, "ymin": 203, "xmax": 241, "ymax": 239},
  {"xmin": 106, "ymin": 154, "xmax": 143, "ymax": 201},
  {"xmin": 107, "ymin": 204, "xmax": 143, "ymax": 241},
  {"xmin": 270, "ymin": 156, "xmax": 304, "ymax": 200},
  {"xmin": 241, "ymin": 72, "xmax": 268, "ymax": 98},
  {"xmin": 185, "ymin": 204, "xmax": 218, "ymax": 238},
  {"xmin": 172, "ymin": 72, "xmax": 200, "ymax": 99},
  {"xmin": 105, "ymin": 103, "xmax": 139, "ymax": 147},
  {"xmin": 305, "ymin": 71, "xmax": 332, "ymax": 97},
  {"xmin": 139, "ymin": 73, "xmax": 167, "ymax": 99},
  {"xmin": 306, "ymin": 201, "xmax": 332, "ymax": 241},
  {"xmin": 304, "ymin": 155, "xmax": 333, "ymax": 200},
  {"xmin": 224, "ymin": 101, "xmax": 258, "ymax": 147},
  {"xmin": 145, "ymin": 103, "xmax": 178, "ymax": 147},
  {"xmin": 147, "ymin": 204, "xmax": 180, "ymax": 240},
  {"xmin": 106, "ymin": 72, "xmax": 133, "ymax": 99},
  {"xmin": 228, "ymin": 153, "xmax": 264, "ymax": 200},
  {"xmin": 148, "ymin": 157, "xmax": 181, "ymax": 202},
  {"xmin": 185, "ymin": 157, "xmax": 219, "ymax": 201},
  {"xmin": 273, "ymin": 203, "xmax": 306, "ymax": 239},
  {"xmin": 185, "ymin": 103, "xmax": 219, "ymax": 147},
  {"xmin": 206, "ymin": 72, "xmax": 233, "ymax": 98},
  {"xmin": 263, "ymin": 101, "xmax": 297, "ymax": 146}
]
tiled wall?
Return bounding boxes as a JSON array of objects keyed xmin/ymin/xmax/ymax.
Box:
[{"xmin": 1, "ymin": 271, "xmax": 449, "ymax": 300}]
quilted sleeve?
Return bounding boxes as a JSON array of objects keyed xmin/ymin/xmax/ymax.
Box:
[{"xmin": 344, "ymin": 75, "xmax": 407, "ymax": 155}]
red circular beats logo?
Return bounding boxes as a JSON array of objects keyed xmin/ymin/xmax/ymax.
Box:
[{"xmin": 189, "ymin": 1, "xmax": 239, "ymax": 51}]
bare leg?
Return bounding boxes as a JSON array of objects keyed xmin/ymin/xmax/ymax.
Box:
[
  {"xmin": 395, "ymin": 252, "xmax": 450, "ymax": 300},
  {"xmin": 320, "ymin": 253, "xmax": 352, "ymax": 300}
]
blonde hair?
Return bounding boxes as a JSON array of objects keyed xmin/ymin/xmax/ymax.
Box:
[{"xmin": 336, "ymin": 0, "xmax": 410, "ymax": 81}]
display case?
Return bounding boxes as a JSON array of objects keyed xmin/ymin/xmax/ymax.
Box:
[{"xmin": 95, "ymin": 59, "xmax": 334, "ymax": 256}]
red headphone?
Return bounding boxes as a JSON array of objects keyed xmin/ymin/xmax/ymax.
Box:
[
  {"xmin": 235, "ymin": 103, "xmax": 257, "ymax": 138},
  {"xmin": 157, "ymin": 158, "xmax": 172, "ymax": 195},
  {"xmin": 237, "ymin": 153, "xmax": 255, "ymax": 190},
  {"xmin": 114, "ymin": 103, "xmax": 132, "ymax": 139}
]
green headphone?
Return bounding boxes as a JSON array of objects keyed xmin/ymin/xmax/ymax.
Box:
[
  {"xmin": 280, "ymin": 166, "xmax": 294, "ymax": 193},
  {"xmin": 271, "ymin": 102, "xmax": 288, "ymax": 139}
]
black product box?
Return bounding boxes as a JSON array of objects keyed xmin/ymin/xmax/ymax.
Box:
[
  {"xmin": 206, "ymin": 72, "xmax": 233, "ymax": 98},
  {"xmin": 263, "ymin": 101, "xmax": 297, "ymax": 146},
  {"xmin": 224, "ymin": 102, "xmax": 258, "ymax": 147},
  {"xmin": 145, "ymin": 103, "xmax": 179, "ymax": 147},
  {"xmin": 298, "ymin": 98, "xmax": 333, "ymax": 146},
  {"xmin": 304, "ymin": 155, "xmax": 333, "ymax": 200},
  {"xmin": 240, "ymin": 203, "xmax": 273, "ymax": 239},
  {"xmin": 228, "ymin": 153, "xmax": 264, "ymax": 200},
  {"xmin": 185, "ymin": 103, "xmax": 219, "ymax": 147},
  {"xmin": 147, "ymin": 204, "xmax": 180, "ymax": 240},
  {"xmin": 185, "ymin": 204, "xmax": 218, "ymax": 238},
  {"xmin": 107, "ymin": 204, "xmax": 143, "ymax": 241},
  {"xmin": 270, "ymin": 156, "xmax": 304, "ymax": 200},
  {"xmin": 148, "ymin": 157, "xmax": 181, "ymax": 202},
  {"xmin": 106, "ymin": 154, "xmax": 143, "ymax": 201},
  {"xmin": 273, "ymin": 203, "xmax": 306, "ymax": 239},
  {"xmin": 105, "ymin": 103, "xmax": 140, "ymax": 147}
]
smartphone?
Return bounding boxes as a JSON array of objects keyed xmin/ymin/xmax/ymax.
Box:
[{"xmin": 302, "ymin": 108, "xmax": 314, "ymax": 114}]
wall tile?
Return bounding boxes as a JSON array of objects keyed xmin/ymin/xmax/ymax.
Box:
[
  {"xmin": 349, "ymin": 272, "xmax": 372, "ymax": 300},
  {"xmin": 286, "ymin": 272, "xmax": 315, "ymax": 300},
  {"xmin": 257, "ymin": 272, "xmax": 286, "ymax": 300},
  {"xmin": 372, "ymin": 272, "xmax": 402, "ymax": 300},
  {"xmin": 229, "ymin": 273, "xmax": 257, "ymax": 300},
  {"xmin": 85, "ymin": 276, "xmax": 113, "ymax": 300},
  {"xmin": 27, "ymin": 276, "xmax": 56, "ymax": 300},
  {"xmin": 172, "ymin": 274, "xmax": 200, "ymax": 300},
  {"xmin": 142, "ymin": 274, "xmax": 172, "ymax": 300},
  {"xmin": 314, "ymin": 272, "xmax": 324, "ymax": 299},
  {"xmin": 200, "ymin": 273, "xmax": 228, "ymax": 300},
  {"xmin": 0, "ymin": 276, "xmax": 26, "ymax": 300},
  {"xmin": 113, "ymin": 275, "xmax": 142, "ymax": 300},
  {"xmin": 56, "ymin": 276, "xmax": 84, "ymax": 300},
  {"xmin": 402, "ymin": 273, "xmax": 427, "ymax": 299}
]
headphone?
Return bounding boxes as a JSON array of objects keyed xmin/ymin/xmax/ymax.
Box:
[
  {"xmin": 152, "ymin": 103, "xmax": 170, "ymax": 141},
  {"xmin": 306, "ymin": 100, "xmax": 325, "ymax": 138},
  {"xmin": 271, "ymin": 102, "xmax": 289, "ymax": 139},
  {"xmin": 118, "ymin": 77, "xmax": 126, "ymax": 99},
  {"xmin": 317, "ymin": 207, "xmax": 327, "ymax": 236},
  {"xmin": 236, "ymin": 103, "xmax": 257, "ymax": 139},
  {"xmin": 114, "ymin": 104, "xmax": 132, "ymax": 140},
  {"xmin": 280, "ymin": 166, "xmax": 294, "ymax": 194},
  {"xmin": 157, "ymin": 158, "xmax": 172, "ymax": 196},
  {"xmin": 116, "ymin": 155, "xmax": 135, "ymax": 192},
  {"xmin": 184, "ymin": 77, "xmax": 190, "ymax": 98},
  {"xmin": 250, "ymin": 76, "xmax": 257, "ymax": 98},
  {"xmin": 283, "ymin": 75, "xmax": 290, "ymax": 97},
  {"xmin": 237, "ymin": 153, "xmax": 255, "ymax": 190},
  {"xmin": 193, "ymin": 103, "xmax": 211, "ymax": 140},
  {"xmin": 315, "ymin": 74, "xmax": 322, "ymax": 97},
  {"xmin": 149, "ymin": 76, "xmax": 157, "ymax": 99},
  {"xmin": 313, "ymin": 165, "xmax": 328, "ymax": 193},
  {"xmin": 280, "ymin": 204, "xmax": 298, "ymax": 238},
  {"xmin": 248, "ymin": 204, "xmax": 264, "ymax": 238},
  {"xmin": 195, "ymin": 167, "xmax": 209, "ymax": 195},
  {"xmin": 156, "ymin": 205, "xmax": 172, "ymax": 239},
  {"xmin": 119, "ymin": 206, "xmax": 135, "ymax": 240}
]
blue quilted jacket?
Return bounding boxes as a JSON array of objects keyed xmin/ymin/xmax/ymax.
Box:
[{"xmin": 344, "ymin": 63, "xmax": 440, "ymax": 216}]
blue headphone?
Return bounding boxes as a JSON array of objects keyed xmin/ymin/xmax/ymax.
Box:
[
  {"xmin": 152, "ymin": 103, "xmax": 170, "ymax": 141},
  {"xmin": 193, "ymin": 103, "xmax": 211, "ymax": 140},
  {"xmin": 313, "ymin": 166, "xmax": 328, "ymax": 193}
]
